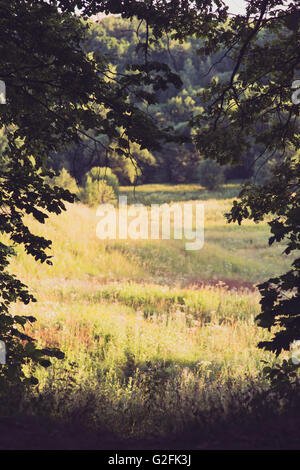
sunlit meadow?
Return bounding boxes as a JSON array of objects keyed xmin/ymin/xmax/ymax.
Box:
[{"xmin": 6, "ymin": 184, "xmax": 293, "ymax": 439}]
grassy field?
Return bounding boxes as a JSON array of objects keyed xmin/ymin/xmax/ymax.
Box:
[
  {"xmin": 11, "ymin": 183, "xmax": 291, "ymax": 286},
  {"xmin": 4, "ymin": 184, "xmax": 297, "ymax": 446}
]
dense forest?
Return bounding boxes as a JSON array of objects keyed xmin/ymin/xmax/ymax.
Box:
[{"xmin": 46, "ymin": 15, "xmax": 258, "ymax": 185}]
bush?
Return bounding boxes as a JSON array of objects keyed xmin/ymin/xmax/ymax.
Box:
[
  {"xmin": 80, "ymin": 177, "xmax": 117, "ymax": 206},
  {"xmin": 45, "ymin": 168, "xmax": 79, "ymax": 194},
  {"xmin": 197, "ymin": 159, "xmax": 225, "ymax": 190},
  {"xmin": 79, "ymin": 167, "xmax": 119, "ymax": 206},
  {"xmin": 110, "ymin": 142, "xmax": 156, "ymax": 185},
  {"xmin": 87, "ymin": 167, "xmax": 119, "ymax": 195}
]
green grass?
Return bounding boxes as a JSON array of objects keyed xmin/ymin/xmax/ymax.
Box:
[
  {"xmin": 9, "ymin": 184, "xmax": 291, "ymax": 286},
  {"xmin": 16, "ymin": 282, "xmax": 275, "ymax": 437},
  {"xmin": 3, "ymin": 183, "xmax": 295, "ymax": 439},
  {"xmin": 120, "ymin": 183, "xmax": 240, "ymax": 204}
]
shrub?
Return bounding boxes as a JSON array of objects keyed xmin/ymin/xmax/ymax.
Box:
[
  {"xmin": 87, "ymin": 167, "xmax": 119, "ymax": 195},
  {"xmin": 45, "ymin": 168, "xmax": 79, "ymax": 194},
  {"xmin": 79, "ymin": 167, "xmax": 119, "ymax": 206},
  {"xmin": 80, "ymin": 177, "xmax": 117, "ymax": 206},
  {"xmin": 197, "ymin": 159, "xmax": 225, "ymax": 190},
  {"xmin": 110, "ymin": 142, "xmax": 156, "ymax": 185}
]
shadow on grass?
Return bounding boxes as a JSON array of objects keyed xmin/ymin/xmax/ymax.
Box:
[
  {"xmin": 1, "ymin": 362, "xmax": 299, "ymax": 450},
  {"xmin": 0, "ymin": 399, "xmax": 300, "ymax": 450},
  {"xmin": 119, "ymin": 184, "xmax": 241, "ymax": 205}
]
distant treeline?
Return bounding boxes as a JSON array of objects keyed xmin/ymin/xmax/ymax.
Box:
[{"xmin": 20, "ymin": 16, "xmax": 270, "ymax": 185}]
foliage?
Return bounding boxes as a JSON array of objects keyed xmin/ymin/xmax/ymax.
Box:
[
  {"xmin": 1, "ymin": 0, "xmax": 299, "ymax": 396},
  {"xmin": 111, "ymin": 142, "xmax": 156, "ymax": 185},
  {"xmin": 80, "ymin": 0, "xmax": 300, "ymax": 373},
  {"xmin": 49, "ymin": 15, "xmax": 235, "ymax": 183},
  {"xmin": 45, "ymin": 168, "xmax": 79, "ymax": 194},
  {"xmin": 0, "ymin": 0, "xmax": 181, "ymax": 388},
  {"xmin": 86, "ymin": 167, "xmax": 119, "ymax": 194},
  {"xmin": 227, "ymin": 158, "xmax": 300, "ymax": 356},
  {"xmin": 262, "ymin": 359, "xmax": 300, "ymax": 398},
  {"xmin": 79, "ymin": 167, "xmax": 118, "ymax": 205},
  {"xmin": 80, "ymin": 177, "xmax": 117, "ymax": 206},
  {"xmin": 161, "ymin": 0, "xmax": 300, "ymax": 366},
  {"xmin": 0, "ymin": 127, "xmax": 7, "ymax": 158},
  {"xmin": 197, "ymin": 159, "xmax": 225, "ymax": 191}
]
